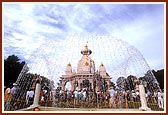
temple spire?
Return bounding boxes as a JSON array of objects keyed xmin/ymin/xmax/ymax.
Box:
[{"xmin": 81, "ymin": 42, "xmax": 92, "ymax": 55}]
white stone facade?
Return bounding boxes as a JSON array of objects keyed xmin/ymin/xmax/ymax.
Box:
[{"xmin": 61, "ymin": 43, "xmax": 111, "ymax": 91}]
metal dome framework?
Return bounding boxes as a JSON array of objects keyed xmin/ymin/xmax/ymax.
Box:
[{"xmin": 4, "ymin": 35, "xmax": 163, "ymax": 111}]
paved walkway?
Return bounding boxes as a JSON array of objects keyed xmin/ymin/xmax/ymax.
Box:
[
  {"xmin": 20, "ymin": 106, "xmax": 142, "ymax": 112},
  {"xmin": 41, "ymin": 107, "xmax": 140, "ymax": 111}
]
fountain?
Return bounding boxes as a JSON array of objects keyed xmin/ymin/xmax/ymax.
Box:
[{"xmin": 3, "ymin": 35, "xmax": 164, "ymax": 112}]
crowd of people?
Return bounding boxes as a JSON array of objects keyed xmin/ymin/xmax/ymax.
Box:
[
  {"xmin": 53, "ymin": 86, "xmax": 164, "ymax": 109},
  {"xmin": 4, "ymin": 83, "xmax": 164, "ymax": 110}
]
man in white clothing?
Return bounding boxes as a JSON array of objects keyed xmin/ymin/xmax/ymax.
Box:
[
  {"xmin": 73, "ymin": 90, "xmax": 78, "ymax": 104},
  {"xmin": 157, "ymin": 90, "xmax": 164, "ymax": 109},
  {"xmin": 26, "ymin": 89, "xmax": 34, "ymax": 106},
  {"xmin": 108, "ymin": 87, "xmax": 116, "ymax": 108}
]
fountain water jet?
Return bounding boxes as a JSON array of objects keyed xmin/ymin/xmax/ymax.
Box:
[{"xmin": 4, "ymin": 35, "xmax": 164, "ymax": 111}]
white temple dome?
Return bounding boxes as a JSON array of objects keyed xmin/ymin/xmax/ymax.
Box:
[
  {"xmin": 77, "ymin": 43, "xmax": 95, "ymax": 74},
  {"xmin": 65, "ymin": 62, "xmax": 72, "ymax": 75},
  {"xmin": 99, "ymin": 63, "xmax": 107, "ymax": 77}
]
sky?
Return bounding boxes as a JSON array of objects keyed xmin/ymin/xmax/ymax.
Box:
[{"xmin": 3, "ymin": 3, "xmax": 165, "ymax": 84}]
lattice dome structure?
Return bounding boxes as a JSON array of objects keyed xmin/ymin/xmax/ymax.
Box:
[
  {"xmin": 26, "ymin": 35, "xmax": 157, "ymax": 84},
  {"xmin": 4, "ymin": 35, "xmax": 163, "ymax": 111}
]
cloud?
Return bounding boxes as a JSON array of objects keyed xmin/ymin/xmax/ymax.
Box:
[{"xmin": 3, "ymin": 3, "xmax": 165, "ymax": 85}]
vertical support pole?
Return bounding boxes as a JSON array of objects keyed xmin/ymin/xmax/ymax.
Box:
[
  {"xmin": 78, "ymin": 79, "xmax": 81, "ymax": 90},
  {"xmin": 139, "ymin": 84, "xmax": 151, "ymax": 111},
  {"xmin": 71, "ymin": 80, "xmax": 74, "ymax": 91},
  {"xmin": 31, "ymin": 83, "xmax": 41, "ymax": 108},
  {"xmin": 90, "ymin": 79, "xmax": 93, "ymax": 90},
  {"xmin": 106, "ymin": 80, "xmax": 110, "ymax": 90},
  {"xmin": 61, "ymin": 81, "xmax": 65, "ymax": 91}
]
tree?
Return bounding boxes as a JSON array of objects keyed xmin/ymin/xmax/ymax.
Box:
[
  {"xmin": 139, "ymin": 69, "xmax": 164, "ymax": 91},
  {"xmin": 4, "ymin": 55, "xmax": 25, "ymax": 86},
  {"xmin": 109, "ymin": 81, "xmax": 116, "ymax": 89},
  {"xmin": 126, "ymin": 75, "xmax": 137, "ymax": 90},
  {"xmin": 116, "ymin": 76, "xmax": 126, "ymax": 90},
  {"xmin": 152, "ymin": 69, "xmax": 164, "ymax": 90}
]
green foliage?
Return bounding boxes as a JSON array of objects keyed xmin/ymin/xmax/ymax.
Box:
[
  {"xmin": 110, "ymin": 81, "xmax": 116, "ymax": 89},
  {"xmin": 4, "ymin": 55, "xmax": 25, "ymax": 86},
  {"xmin": 4, "ymin": 54, "xmax": 55, "ymax": 90},
  {"xmin": 152, "ymin": 69, "xmax": 164, "ymax": 89}
]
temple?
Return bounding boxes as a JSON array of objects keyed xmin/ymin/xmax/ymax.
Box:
[{"xmin": 60, "ymin": 43, "xmax": 111, "ymax": 91}]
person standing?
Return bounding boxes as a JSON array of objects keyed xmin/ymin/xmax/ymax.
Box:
[
  {"xmin": 10, "ymin": 83, "xmax": 18, "ymax": 96},
  {"xmin": 73, "ymin": 90, "xmax": 78, "ymax": 105},
  {"xmin": 162, "ymin": 89, "xmax": 164, "ymax": 104},
  {"xmin": 82, "ymin": 89, "xmax": 86, "ymax": 102},
  {"xmin": 108, "ymin": 87, "xmax": 116, "ymax": 108},
  {"xmin": 26, "ymin": 88, "xmax": 34, "ymax": 106},
  {"xmin": 157, "ymin": 90, "xmax": 164, "ymax": 109},
  {"xmin": 4, "ymin": 85, "xmax": 11, "ymax": 109},
  {"xmin": 78, "ymin": 90, "xmax": 83, "ymax": 102},
  {"xmin": 6, "ymin": 83, "xmax": 18, "ymax": 110}
]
